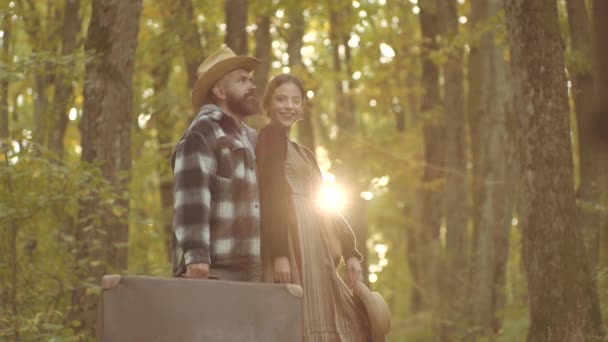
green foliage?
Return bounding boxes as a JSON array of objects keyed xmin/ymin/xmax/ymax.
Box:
[{"xmin": 3, "ymin": 0, "xmax": 606, "ymax": 340}]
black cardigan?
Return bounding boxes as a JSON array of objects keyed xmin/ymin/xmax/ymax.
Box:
[{"xmin": 256, "ymin": 124, "xmax": 362, "ymax": 261}]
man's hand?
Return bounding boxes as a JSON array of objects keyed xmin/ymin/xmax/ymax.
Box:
[
  {"xmin": 346, "ymin": 257, "xmax": 363, "ymax": 289},
  {"xmin": 183, "ymin": 263, "xmax": 210, "ymax": 279},
  {"xmin": 273, "ymin": 256, "xmax": 291, "ymax": 284}
]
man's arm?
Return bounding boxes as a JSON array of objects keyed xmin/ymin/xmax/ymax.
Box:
[{"xmin": 173, "ymin": 129, "xmax": 216, "ymax": 277}]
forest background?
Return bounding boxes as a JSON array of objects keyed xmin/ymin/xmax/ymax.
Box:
[{"xmin": 1, "ymin": 0, "xmax": 608, "ymax": 341}]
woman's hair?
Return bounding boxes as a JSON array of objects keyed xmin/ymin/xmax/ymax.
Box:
[{"xmin": 262, "ymin": 73, "xmax": 306, "ymax": 112}]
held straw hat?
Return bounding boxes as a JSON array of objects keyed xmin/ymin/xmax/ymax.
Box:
[
  {"xmin": 191, "ymin": 46, "xmax": 261, "ymax": 110},
  {"xmin": 353, "ymin": 281, "xmax": 391, "ymax": 342}
]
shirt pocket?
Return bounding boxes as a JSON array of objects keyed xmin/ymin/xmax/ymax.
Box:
[{"xmin": 216, "ymin": 135, "xmax": 248, "ymax": 179}]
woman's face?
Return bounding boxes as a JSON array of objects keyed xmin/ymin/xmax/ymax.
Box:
[{"xmin": 267, "ymin": 82, "xmax": 303, "ymax": 129}]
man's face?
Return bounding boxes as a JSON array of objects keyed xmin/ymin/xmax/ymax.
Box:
[{"xmin": 220, "ymin": 69, "xmax": 258, "ymax": 117}]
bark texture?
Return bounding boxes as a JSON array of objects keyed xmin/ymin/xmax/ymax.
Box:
[
  {"xmin": 73, "ymin": 0, "xmax": 142, "ymax": 332},
  {"xmin": 253, "ymin": 14, "xmax": 271, "ymax": 100},
  {"xmin": 49, "ymin": 0, "xmax": 81, "ymax": 160},
  {"xmin": 504, "ymin": 0, "xmax": 604, "ymax": 340},
  {"xmin": 418, "ymin": 0, "xmax": 443, "ymax": 315},
  {"xmin": 437, "ymin": 0, "xmax": 467, "ymax": 339},
  {"xmin": 591, "ymin": 0, "xmax": 608, "ymax": 268},
  {"xmin": 225, "ymin": 0, "xmax": 248, "ymax": 55},
  {"xmin": 565, "ymin": 0, "xmax": 603, "ymax": 269},
  {"xmin": 287, "ymin": 7, "xmax": 315, "ymax": 151},
  {"xmin": 0, "ymin": 9, "xmax": 10, "ymax": 141},
  {"xmin": 471, "ymin": 0, "xmax": 513, "ymax": 337}
]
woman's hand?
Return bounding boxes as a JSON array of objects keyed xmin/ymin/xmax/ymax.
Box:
[
  {"xmin": 273, "ymin": 256, "xmax": 291, "ymax": 283},
  {"xmin": 346, "ymin": 257, "xmax": 363, "ymax": 289}
]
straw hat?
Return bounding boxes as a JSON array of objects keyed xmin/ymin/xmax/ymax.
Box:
[
  {"xmin": 191, "ymin": 46, "xmax": 261, "ymax": 110},
  {"xmin": 353, "ymin": 281, "xmax": 391, "ymax": 342}
]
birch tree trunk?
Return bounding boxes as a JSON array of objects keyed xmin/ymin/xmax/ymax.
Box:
[{"xmin": 504, "ymin": 0, "xmax": 604, "ymax": 339}]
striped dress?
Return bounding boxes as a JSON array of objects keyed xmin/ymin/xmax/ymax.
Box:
[{"xmin": 261, "ymin": 140, "xmax": 370, "ymax": 342}]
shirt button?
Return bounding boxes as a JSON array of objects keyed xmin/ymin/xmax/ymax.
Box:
[{"xmin": 254, "ymin": 204, "xmax": 259, "ymax": 208}]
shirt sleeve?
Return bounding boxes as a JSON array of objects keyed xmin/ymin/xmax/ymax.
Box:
[
  {"xmin": 172, "ymin": 129, "xmax": 216, "ymax": 267},
  {"xmin": 256, "ymin": 125, "xmax": 290, "ymax": 259}
]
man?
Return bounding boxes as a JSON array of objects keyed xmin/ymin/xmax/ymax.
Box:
[{"xmin": 172, "ymin": 47, "xmax": 262, "ymax": 281}]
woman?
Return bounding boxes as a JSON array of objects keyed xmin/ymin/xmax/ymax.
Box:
[{"xmin": 256, "ymin": 74, "xmax": 371, "ymax": 342}]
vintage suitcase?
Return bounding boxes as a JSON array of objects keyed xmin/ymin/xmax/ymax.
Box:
[{"xmin": 96, "ymin": 274, "xmax": 303, "ymax": 342}]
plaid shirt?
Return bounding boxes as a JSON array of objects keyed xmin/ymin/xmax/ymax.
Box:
[{"xmin": 171, "ymin": 104, "xmax": 260, "ymax": 276}]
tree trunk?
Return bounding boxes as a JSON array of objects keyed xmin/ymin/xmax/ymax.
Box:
[
  {"xmin": 504, "ymin": 0, "xmax": 604, "ymax": 340},
  {"xmin": 179, "ymin": 0, "xmax": 204, "ymax": 90},
  {"xmin": 437, "ymin": 1, "xmax": 467, "ymax": 339},
  {"xmin": 0, "ymin": 9, "xmax": 10, "ymax": 141},
  {"xmin": 225, "ymin": 0, "xmax": 248, "ymax": 55},
  {"xmin": 287, "ymin": 7, "xmax": 315, "ymax": 151},
  {"xmin": 418, "ymin": 0, "xmax": 443, "ymax": 317},
  {"xmin": 1, "ymin": 8, "xmax": 14, "ymax": 334},
  {"xmin": 19, "ymin": 0, "xmax": 52, "ymax": 148},
  {"xmin": 48, "ymin": 0, "xmax": 81, "ymax": 160},
  {"xmin": 591, "ymin": 0, "xmax": 608, "ymax": 269},
  {"xmin": 150, "ymin": 29, "xmax": 173, "ymax": 263},
  {"xmin": 466, "ymin": 0, "xmax": 485, "ymax": 330},
  {"xmin": 329, "ymin": 0, "xmax": 355, "ymax": 132},
  {"xmin": 565, "ymin": 0, "xmax": 602, "ymax": 271},
  {"xmin": 253, "ymin": 14, "xmax": 271, "ymax": 100},
  {"xmin": 74, "ymin": 0, "xmax": 142, "ymax": 332},
  {"xmin": 471, "ymin": 0, "xmax": 513, "ymax": 337}
]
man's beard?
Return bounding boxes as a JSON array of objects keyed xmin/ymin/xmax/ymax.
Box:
[{"xmin": 226, "ymin": 91, "xmax": 259, "ymax": 117}]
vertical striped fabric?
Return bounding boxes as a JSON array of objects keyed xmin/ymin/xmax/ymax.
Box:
[{"xmin": 263, "ymin": 141, "xmax": 370, "ymax": 342}]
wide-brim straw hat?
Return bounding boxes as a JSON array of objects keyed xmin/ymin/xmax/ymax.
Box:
[
  {"xmin": 353, "ymin": 281, "xmax": 391, "ymax": 342},
  {"xmin": 191, "ymin": 46, "xmax": 261, "ymax": 110}
]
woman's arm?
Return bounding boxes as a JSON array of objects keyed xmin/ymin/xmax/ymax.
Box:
[{"xmin": 256, "ymin": 125, "xmax": 290, "ymax": 259}]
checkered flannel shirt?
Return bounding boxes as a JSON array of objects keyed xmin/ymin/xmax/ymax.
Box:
[{"xmin": 171, "ymin": 104, "xmax": 260, "ymax": 276}]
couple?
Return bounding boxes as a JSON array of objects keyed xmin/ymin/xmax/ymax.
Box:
[{"xmin": 171, "ymin": 47, "xmax": 382, "ymax": 342}]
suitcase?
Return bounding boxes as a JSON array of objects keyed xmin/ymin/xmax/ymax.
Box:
[{"xmin": 96, "ymin": 274, "xmax": 303, "ymax": 342}]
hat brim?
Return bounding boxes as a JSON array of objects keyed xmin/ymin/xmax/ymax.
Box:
[
  {"xmin": 353, "ymin": 282, "xmax": 391, "ymax": 342},
  {"xmin": 191, "ymin": 56, "xmax": 261, "ymax": 110}
]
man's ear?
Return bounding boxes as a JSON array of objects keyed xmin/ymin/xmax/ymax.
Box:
[{"xmin": 211, "ymin": 84, "xmax": 226, "ymax": 101}]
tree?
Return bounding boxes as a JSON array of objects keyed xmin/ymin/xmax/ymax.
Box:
[
  {"xmin": 178, "ymin": 0, "xmax": 204, "ymax": 90},
  {"xmin": 417, "ymin": 0, "xmax": 443, "ymax": 316},
  {"xmin": 252, "ymin": 11, "xmax": 271, "ymax": 100},
  {"xmin": 504, "ymin": 0, "xmax": 603, "ymax": 339},
  {"xmin": 73, "ymin": 0, "xmax": 143, "ymax": 331},
  {"xmin": 591, "ymin": 0, "xmax": 608, "ymax": 260},
  {"xmin": 287, "ymin": 5, "xmax": 315, "ymax": 151},
  {"xmin": 437, "ymin": 0, "xmax": 467, "ymax": 339},
  {"xmin": 470, "ymin": 0, "xmax": 514, "ymax": 337},
  {"xmin": 564, "ymin": 0, "xmax": 603, "ymax": 269},
  {"xmin": 0, "ymin": 5, "xmax": 10, "ymax": 141},
  {"xmin": 48, "ymin": 0, "xmax": 81, "ymax": 160},
  {"xmin": 225, "ymin": 0, "xmax": 248, "ymax": 55}
]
